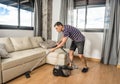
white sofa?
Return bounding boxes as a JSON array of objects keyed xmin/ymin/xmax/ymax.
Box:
[{"xmin": 0, "ymin": 37, "xmax": 67, "ymax": 84}]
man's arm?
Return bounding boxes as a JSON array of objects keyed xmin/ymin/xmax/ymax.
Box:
[
  {"xmin": 50, "ymin": 36, "xmax": 68, "ymax": 52},
  {"xmin": 57, "ymin": 36, "xmax": 64, "ymax": 45}
]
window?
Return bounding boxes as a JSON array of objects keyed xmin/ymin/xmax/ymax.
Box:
[
  {"xmin": 74, "ymin": 6, "xmax": 105, "ymax": 31},
  {"xmin": 20, "ymin": 8, "xmax": 34, "ymax": 27},
  {"xmin": 73, "ymin": 0, "xmax": 106, "ymax": 32},
  {"xmin": 20, "ymin": 1, "xmax": 34, "ymax": 27},
  {"xmin": 0, "ymin": 3, "xmax": 18, "ymax": 26},
  {"xmin": 0, "ymin": 0, "xmax": 34, "ymax": 30},
  {"xmin": 86, "ymin": 6, "xmax": 105, "ymax": 29},
  {"xmin": 73, "ymin": 8, "xmax": 86, "ymax": 29}
]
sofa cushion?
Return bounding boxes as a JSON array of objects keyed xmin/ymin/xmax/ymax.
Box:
[
  {"xmin": 46, "ymin": 57, "xmax": 65, "ymax": 65},
  {"xmin": 2, "ymin": 48, "xmax": 46, "ymax": 70},
  {"xmin": 47, "ymin": 48, "xmax": 66, "ymax": 59},
  {"xmin": 0, "ymin": 38, "xmax": 15, "ymax": 52},
  {"xmin": 46, "ymin": 49, "xmax": 67, "ymax": 65},
  {"xmin": 0, "ymin": 44, "xmax": 11, "ymax": 59},
  {"xmin": 39, "ymin": 40, "xmax": 56, "ymax": 49},
  {"xmin": 30, "ymin": 37, "xmax": 43, "ymax": 48},
  {"xmin": 10, "ymin": 37, "xmax": 33, "ymax": 51}
]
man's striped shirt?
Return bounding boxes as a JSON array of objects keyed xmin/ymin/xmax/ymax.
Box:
[{"xmin": 62, "ymin": 25, "xmax": 85, "ymax": 42}]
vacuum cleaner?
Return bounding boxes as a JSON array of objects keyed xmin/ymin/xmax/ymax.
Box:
[
  {"xmin": 52, "ymin": 47, "xmax": 78, "ymax": 77},
  {"xmin": 24, "ymin": 46, "xmax": 78, "ymax": 78}
]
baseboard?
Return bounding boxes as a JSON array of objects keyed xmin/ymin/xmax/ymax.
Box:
[
  {"xmin": 74, "ymin": 56, "xmax": 100, "ymax": 62},
  {"xmin": 117, "ymin": 65, "xmax": 120, "ymax": 69},
  {"xmin": 86, "ymin": 57, "xmax": 100, "ymax": 62}
]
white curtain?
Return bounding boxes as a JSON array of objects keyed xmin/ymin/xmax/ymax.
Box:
[
  {"xmin": 66, "ymin": 0, "xmax": 74, "ymax": 48},
  {"xmin": 101, "ymin": 0, "xmax": 120, "ymax": 65},
  {"xmin": 67, "ymin": 0, "xmax": 74, "ymax": 25},
  {"xmin": 58, "ymin": 0, "xmax": 74, "ymax": 48},
  {"xmin": 58, "ymin": 0, "xmax": 68, "ymax": 43}
]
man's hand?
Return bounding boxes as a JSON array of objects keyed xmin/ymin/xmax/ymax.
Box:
[
  {"xmin": 56, "ymin": 40, "xmax": 62, "ymax": 45},
  {"xmin": 50, "ymin": 36, "xmax": 68, "ymax": 52},
  {"xmin": 56, "ymin": 42, "xmax": 59, "ymax": 45},
  {"xmin": 50, "ymin": 48, "xmax": 56, "ymax": 52}
]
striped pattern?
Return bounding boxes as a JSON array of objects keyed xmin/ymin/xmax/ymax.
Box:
[{"xmin": 63, "ymin": 25, "xmax": 85, "ymax": 42}]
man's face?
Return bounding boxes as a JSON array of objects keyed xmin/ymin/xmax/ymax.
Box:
[{"xmin": 54, "ymin": 25, "xmax": 63, "ymax": 32}]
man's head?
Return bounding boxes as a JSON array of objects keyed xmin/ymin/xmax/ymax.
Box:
[{"xmin": 54, "ymin": 22, "xmax": 64, "ymax": 32}]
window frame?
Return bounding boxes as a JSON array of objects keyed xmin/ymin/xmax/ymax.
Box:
[
  {"xmin": 74, "ymin": 5, "xmax": 105, "ymax": 32},
  {"xmin": 0, "ymin": 0, "xmax": 34, "ymax": 30}
]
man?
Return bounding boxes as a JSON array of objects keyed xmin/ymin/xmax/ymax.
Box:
[{"xmin": 50, "ymin": 22, "xmax": 88, "ymax": 73}]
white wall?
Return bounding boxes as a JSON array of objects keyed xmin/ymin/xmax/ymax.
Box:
[
  {"xmin": 83, "ymin": 32, "xmax": 103, "ymax": 59},
  {"xmin": 0, "ymin": 29, "xmax": 34, "ymax": 37},
  {"xmin": 52, "ymin": 0, "xmax": 104, "ymax": 59}
]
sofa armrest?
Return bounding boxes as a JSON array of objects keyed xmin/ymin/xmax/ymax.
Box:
[{"xmin": 0, "ymin": 57, "xmax": 2, "ymax": 84}]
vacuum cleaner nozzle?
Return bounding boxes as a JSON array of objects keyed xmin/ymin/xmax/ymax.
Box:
[{"xmin": 25, "ymin": 71, "xmax": 31, "ymax": 78}]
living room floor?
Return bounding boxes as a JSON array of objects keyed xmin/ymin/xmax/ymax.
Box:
[{"xmin": 8, "ymin": 57, "xmax": 120, "ymax": 84}]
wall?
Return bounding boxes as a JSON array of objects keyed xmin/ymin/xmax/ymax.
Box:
[
  {"xmin": 0, "ymin": 29, "xmax": 34, "ymax": 37},
  {"xmin": 65, "ymin": 32, "xmax": 103, "ymax": 59},
  {"xmin": 52, "ymin": 0, "xmax": 104, "ymax": 59},
  {"xmin": 83, "ymin": 32, "xmax": 103, "ymax": 59}
]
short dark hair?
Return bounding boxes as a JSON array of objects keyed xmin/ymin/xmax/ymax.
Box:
[{"xmin": 54, "ymin": 22, "xmax": 63, "ymax": 27}]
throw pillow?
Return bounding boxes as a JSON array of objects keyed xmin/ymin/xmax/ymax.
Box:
[
  {"xmin": 0, "ymin": 44, "xmax": 10, "ymax": 59},
  {"xmin": 39, "ymin": 40, "xmax": 57, "ymax": 49}
]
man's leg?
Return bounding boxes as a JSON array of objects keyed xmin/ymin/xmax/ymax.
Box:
[
  {"xmin": 79, "ymin": 54, "xmax": 88, "ymax": 72},
  {"xmin": 68, "ymin": 50, "xmax": 74, "ymax": 66},
  {"xmin": 78, "ymin": 54, "xmax": 87, "ymax": 68},
  {"xmin": 69, "ymin": 41, "xmax": 76, "ymax": 66},
  {"xmin": 76, "ymin": 41, "xmax": 88, "ymax": 72}
]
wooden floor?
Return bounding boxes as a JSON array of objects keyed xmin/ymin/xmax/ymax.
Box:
[{"xmin": 8, "ymin": 57, "xmax": 120, "ymax": 84}]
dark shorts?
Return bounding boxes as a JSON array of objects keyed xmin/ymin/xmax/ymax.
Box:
[{"xmin": 70, "ymin": 41, "xmax": 85, "ymax": 54}]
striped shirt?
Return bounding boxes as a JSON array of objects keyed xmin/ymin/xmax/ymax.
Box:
[{"xmin": 62, "ymin": 25, "xmax": 85, "ymax": 42}]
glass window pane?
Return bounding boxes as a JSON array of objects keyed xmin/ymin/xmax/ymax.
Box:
[
  {"xmin": 86, "ymin": 7, "xmax": 105, "ymax": 28},
  {"xmin": 20, "ymin": 9, "xmax": 34, "ymax": 27},
  {"xmin": 77, "ymin": 8, "xmax": 85, "ymax": 29},
  {"xmin": 20, "ymin": 2, "xmax": 34, "ymax": 27},
  {"xmin": 0, "ymin": 3, "xmax": 18, "ymax": 26}
]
